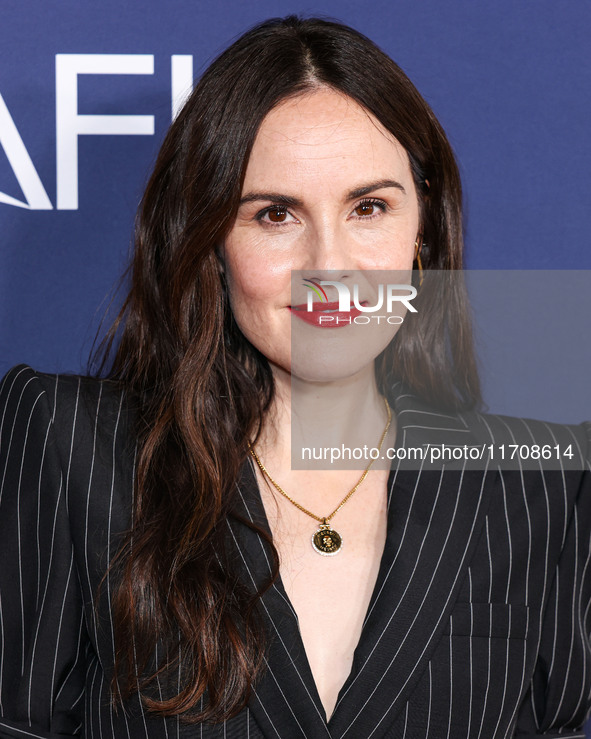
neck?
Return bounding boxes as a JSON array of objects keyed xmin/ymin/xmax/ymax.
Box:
[{"xmin": 255, "ymin": 363, "xmax": 394, "ymax": 473}]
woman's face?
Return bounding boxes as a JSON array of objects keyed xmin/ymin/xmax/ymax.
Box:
[{"xmin": 222, "ymin": 87, "xmax": 421, "ymax": 382}]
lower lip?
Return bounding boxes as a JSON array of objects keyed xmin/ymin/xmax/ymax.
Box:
[{"xmin": 289, "ymin": 303, "xmax": 364, "ymax": 328}]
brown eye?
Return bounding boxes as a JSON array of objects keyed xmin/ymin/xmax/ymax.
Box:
[
  {"xmin": 354, "ymin": 202, "xmax": 376, "ymax": 217},
  {"xmin": 267, "ymin": 207, "xmax": 288, "ymax": 222},
  {"xmin": 353, "ymin": 199, "xmax": 387, "ymax": 218}
]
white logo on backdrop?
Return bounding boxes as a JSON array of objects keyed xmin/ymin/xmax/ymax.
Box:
[{"xmin": 0, "ymin": 54, "xmax": 194, "ymax": 210}]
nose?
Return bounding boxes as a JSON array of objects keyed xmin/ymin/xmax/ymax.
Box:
[{"xmin": 298, "ymin": 220, "xmax": 353, "ymax": 284}]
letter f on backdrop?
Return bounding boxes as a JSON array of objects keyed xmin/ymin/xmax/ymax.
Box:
[
  {"xmin": 55, "ymin": 54, "xmax": 155, "ymax": 210},
  {"xmin": 1, "ymin": 54, "xmax": 194, "ymax": 210}
]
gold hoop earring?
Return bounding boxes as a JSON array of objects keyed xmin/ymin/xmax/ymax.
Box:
[{"xmin": 414, "ymin": 238, "xmax": 424, "ymax": 287}]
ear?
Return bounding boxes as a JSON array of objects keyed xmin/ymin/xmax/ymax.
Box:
[{"xmin": 418, "ymin": 178, "xmax": 430, "ymax": 201}]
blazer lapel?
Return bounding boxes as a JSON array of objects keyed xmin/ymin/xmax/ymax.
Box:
[
  {"xmin": 327, "ymin": 388, "xmax": 499, "ymax": 739},
  {"xmin": 228, "ymin": 387, "xmax": 498, "ymax": 739},
  {"xmin": 228, "ymin": 461, "xmax": 331, "ymax": 739}
]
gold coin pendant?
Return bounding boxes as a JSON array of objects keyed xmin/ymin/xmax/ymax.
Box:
[{"xmin": 312, "ymin": 521, "xmax": 342, "ymax": 556}]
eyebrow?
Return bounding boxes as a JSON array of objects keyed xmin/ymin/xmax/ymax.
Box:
[
  {"xmin": 348, "ymin": 179, "xmax": 406, "ymax": 199},
  {"xmin": 239, "ymin": 179, "xmax": 406, "ymax": 206}
]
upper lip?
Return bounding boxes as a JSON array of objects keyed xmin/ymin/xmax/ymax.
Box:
[{"xmin": 290, "ymin": 300, "xmax": 367, "ymax": 312}]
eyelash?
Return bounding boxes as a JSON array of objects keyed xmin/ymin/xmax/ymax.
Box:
[
  {"xmin": 351, "ymin": 198, "xmax": 388, "ymax": 220},
  {"xmin": 255, "ymin": 197, "xmax": 388, "ymax": 225}
]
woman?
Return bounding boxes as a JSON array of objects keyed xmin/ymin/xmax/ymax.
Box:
[{"xmin": 0, "ymin": 15, "xmax": 590, "ymax": 739}]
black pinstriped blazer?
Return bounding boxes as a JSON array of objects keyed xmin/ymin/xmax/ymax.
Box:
[{"xmin": 0, "ymin": 364, "xmax": 590, "ymax": 739}]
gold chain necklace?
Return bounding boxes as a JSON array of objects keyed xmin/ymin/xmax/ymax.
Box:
[{"xmin": 248, "ymin": 397, "xmax": 392, "ymax": 556}]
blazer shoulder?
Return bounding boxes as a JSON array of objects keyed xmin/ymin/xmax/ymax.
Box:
[
  {"xmin": 0, "ymin": 364, "xmax": 58, "ymax": 443},
  {"xmin": 460, "ymin": 408, "xmax": 590, "ymax": 469},
  {"xmin": 1, "ymin": 363, "xmax": 127, "ymax": 407},
  {"xmin": 0, "ymin": 364, "xmax": 135, "ymax": 461}
]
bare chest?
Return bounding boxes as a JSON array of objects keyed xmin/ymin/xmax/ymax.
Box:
[{"xmin": 256, "ymin": 472, "xmax": 389, "ymax": 720}]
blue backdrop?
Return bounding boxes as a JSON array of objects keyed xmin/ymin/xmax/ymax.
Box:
[{"xmin": 1, "ymin": 2, "xmax": 590, "ymax": 405}]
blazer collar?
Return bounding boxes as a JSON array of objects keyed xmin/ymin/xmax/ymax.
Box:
[{"xmin": 228, "ymin": 385, "xmax": 497, "ymax": 739}]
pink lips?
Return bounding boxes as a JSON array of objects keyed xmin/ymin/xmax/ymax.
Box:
[{"xmin": 289, "ymin": 301, "xmax": 364, "ymax": 328}]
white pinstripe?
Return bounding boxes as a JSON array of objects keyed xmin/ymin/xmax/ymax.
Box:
[
  {"xmin": 88, "ymin": 655, "xmax": 100, "ymax": 739},
  {"xmin": 549, "ymin": 506, "xmax": 580, "ymax": 726},
  {"xmin": 46, "ymin": 546, "xmax": 74, "ymax": 720},
  {"xmin": 34, "ymin": 422, "xmax": 51, "ymax": 611},
  {"xmin": 338, "ymin": 459, "xmax": 437, "ymax": 706},
  {"xmin": 480, "ymin": 416, "xmax": 554, "ymax": 734},
  {"xmin": 0, "ymin": 722, "xmax": 61, "ymax": 738},
  {"xmin": 486, "ymin": 517, "xmax": 493, "ymax": 602},
  {"xmin": 497, "ymin": 418, "xmax": 533, "ymax": 607},
  {"xmin": 357, "ymin": 456, "xmax": 420, "ymax": 632},
  {"xmin": 225, "ymin": 519, "xmax": 327, "ymax": 738},
  {"xmin": 0, "ymin": 369, "xmax": 30, "ymax": 496},
  {"xmin": 63, "ymin": 377, "xmax": 81, "ymax": 515},
  {"xmin": 572, "ymin": 530, "xmax": 591, "ymax": 724},
  {"xmin": 1, "ymin": 367, "xmax": 590, "ymax": 737},
  {"xmin": 425, "ymin": 662, "xmax": 432, "ymax": 739},
  {"xmin": 500, "ymin": 473, "xmax": 513, "ymax": 604},
  {"xmin": 491, "ymin": 606, "xmax": 511, "ymax": 738},
  {"xmin": 401, "ymin": 701, "xmax": 409, "ymax": 739},
  {"xmin": 84, "ymin": 384, "xmax": 103, "ymax": 656},
  {"xmin": 547, "ymin": 566, "xmax": 561, "ymax": 688},
  {"xmin": 52, "ymin": 604, "xmax": 85, "ymax": 704},
  {"xmin": 0, "ymin": 590, "xmax": 3, "ymax": 716},
  {"xmin": 467, "ymin": 600, "xmax": 474, "ymax": 736},
  {"xmin": 502, "ymin": 607, "xmax": 531, "ymax": 738},
  {"xmin": 475, "ymin": 603, "xmax": 493, "ymax": 739},
  {"xmin": 445, "ymin": 620, "xmax": 453, "ymax": 739},
  {"xmin": 344, "ymin": 466, "xmax": 491, "ymax": 738},
  {"xmin": 104, "ymin": 392, "xmax": 131, "ymax": 739},
  {"xmin": 16, "ymin": 390, "xmax": 44, "ymax": 676},
  {"xmin": 542, "ymin": 421, "xmax": 569, "ymax": 544}
]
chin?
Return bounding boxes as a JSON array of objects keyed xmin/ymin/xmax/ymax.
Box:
[
  {"xmin": 290, "ymin": 357, "xmax": 376, "ymax": 385},
  {"xmin": 291, "ymin": 329, "xmax": 398, "ymax": 385}
]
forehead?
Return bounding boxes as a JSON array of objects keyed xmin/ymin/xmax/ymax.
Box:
[{"xmin": 244, "ymin": 87, "xmax": 412, "ymax": 185}]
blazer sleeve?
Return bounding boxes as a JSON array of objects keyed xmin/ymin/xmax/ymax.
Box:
[
  {"xmin": 0, "ymin": 366, "xmax": 87, "ymax": 738},
  {"xmin": 514, "ymin": 421, "xmax": 591, "ymax": 738}
]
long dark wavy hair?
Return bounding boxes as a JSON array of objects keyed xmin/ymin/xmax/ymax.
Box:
[{"xmin": 94, "ymin": 14, "xmax": 481, "ymax": 723}]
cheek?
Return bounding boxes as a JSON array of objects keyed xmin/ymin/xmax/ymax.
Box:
[
  {"xmin": 223, "ymin": 252, "xmax": 291, "ymax": 346},
  {"xmin": 352, "ymin": 212, "xmax": 420, "ymax": 271},
  {"xmin": 223, "ymin": 231, "xmax": 292, "ymax": 296},
  {"xmin": 225, "ymin": 270, "xmax": 265, "ymax": 326}
]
